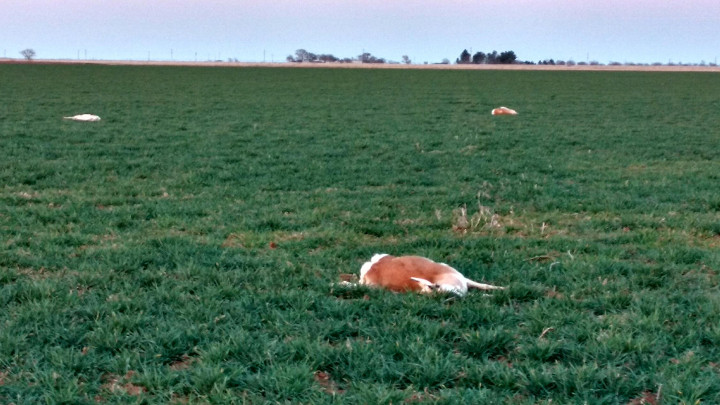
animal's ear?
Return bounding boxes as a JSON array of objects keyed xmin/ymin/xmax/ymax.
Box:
[{"xmin": 410, "ymin": 277, "xmax": 438, "ymax": 291}]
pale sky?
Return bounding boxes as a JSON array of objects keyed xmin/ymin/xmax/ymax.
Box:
[{"xmin": 2, "ymin": 0, "xmax": 719, "ymax": 65}]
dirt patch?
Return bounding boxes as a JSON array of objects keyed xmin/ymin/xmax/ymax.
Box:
[
  {"xmin": 314, "ymin": 371, "xmax": 344, "ymax": 395},
  {"xmin": 169, "ymin": 355, "xmax": 197, "ymax": 371},
  {"xmin": 101, "ymin": 371, "xmax": 147, "ymax": 396},
  {"xmin": 627, "ymin": 390, "xmax": 660, "ymax": 405}
]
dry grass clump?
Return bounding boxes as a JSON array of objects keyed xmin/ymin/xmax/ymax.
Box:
[{"xmin": 451, "ymin": 204, "xmax": 505, "ymax": 234}]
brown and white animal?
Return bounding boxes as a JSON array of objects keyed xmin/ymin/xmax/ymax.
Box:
[
  {"xmin": 63, "ymin": 114, "xmax": 101, "ymax": 122},
  {"xmin": 491, "ymin": 106, "xmax": 517, "ymax": 115},
  {"xmin": 359, "ymin": 254, "xmax": 503, "ymax": 296}
]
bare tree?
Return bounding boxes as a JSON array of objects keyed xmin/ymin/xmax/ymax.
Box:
[
  {"xmin": 20, "ymin": 48, "xmax": 36, "ymax": 61},
  {"xmin": 401, "ymin": 55, "xmax": 411, "ymax": 64},
  {"xmin": 292, "ymin": 49, "xmax": 310, "ymax": 62}
]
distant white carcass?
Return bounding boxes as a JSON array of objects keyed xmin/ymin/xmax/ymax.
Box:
[
  {"xmin": 491, "ymin": 107, "xmax": 518, "ymax": 115},
  {"xmin": 64, "ymin": 114, "xmax": 101, "ymax": 122}
]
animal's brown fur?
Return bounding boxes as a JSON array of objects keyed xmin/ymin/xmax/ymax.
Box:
[{"xmin": 359, "ymin": 254, "xmax": 503, "ymax": 296}]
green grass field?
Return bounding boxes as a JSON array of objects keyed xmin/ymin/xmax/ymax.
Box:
[{"xmin": 1, "ymin": 64, "xmax": 720, "ymax": 404}]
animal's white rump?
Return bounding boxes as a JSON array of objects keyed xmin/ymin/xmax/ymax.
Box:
[{"xmin": 64, "ymin": 114, "xmax": 101, "ymax": 122}]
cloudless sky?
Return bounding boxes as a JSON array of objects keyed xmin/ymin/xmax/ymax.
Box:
[{"xmin": 2, "ymin": 0, "xmax": 719, "ymax": 64}]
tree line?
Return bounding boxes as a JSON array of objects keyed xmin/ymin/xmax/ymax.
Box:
[
  {"xmin": 287, "ymin": 48, "xmax": 719, "ymax": 67},
  {"xmin": 286, "ymin": 48, "xmax": 520, "ymax": 65},
  {"xmin": 14, "ymin": 46, "xmax": 714, "ymax": 67},
  {"xmin": 286, "ymin": 49, "xmax": 408, "ymax": 64},
  {"xmin": 456, "ymin": 49, "xmax": 518, "ymax": 64}
]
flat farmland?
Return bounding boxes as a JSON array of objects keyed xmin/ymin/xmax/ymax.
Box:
[{"xmin": 1, "ymin": 64, "xmax": 720, "ymax": 403}]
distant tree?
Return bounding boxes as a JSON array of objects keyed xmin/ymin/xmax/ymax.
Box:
[
  {"xmin": 401, "ymin": 55, "xmax": 411, "ymax": 64},
  {"xmin": 497, "ymin": 50, "xmax": 517, "ymax": 64},
  {"xmin": 287, "ymin": 48, "xmax": 389, "ymax": 63},
  {"xmin": 317, "ymin": 54, "xmax": 338, "ymax": 62},
  {"xmin": 457, "ymin": 49, "xmax": 471, "ymax": 64},
  {"xmin": 472, "ymin": 52, "xmax": 486, "ymax": 64},
  {"xmin": 20, "ymin": 48, "xmax": 36, "ymax": 61},
  {"xmin": 358, "ymin": 52, "xmax": 385, "ymax": 63},
  {"xmin": 287, "ymin": 50, "xmax": 338, "ymax": 63},
  {"xmin": 441, "ymin": 58, "xmax": 450, "ymax": 64},
  {"xmin": 454, "ymin": 48, "xmax": 520, "ymax": 64},
  {"xmin": 486, "ymin": 51, "xmax": 499, "ymax": 64},
  {"xmin": 294, "ymin": 49, "xmax": 310, "ymax": 62}
]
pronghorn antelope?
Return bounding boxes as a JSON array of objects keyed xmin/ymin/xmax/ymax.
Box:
[
  {"xmin": 357, "ymin": 254, "xmax": 503, "ymax": 296},
  {"xmin": 491, "ymin": 106, "xmax": 517, "ymax": 115}
]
